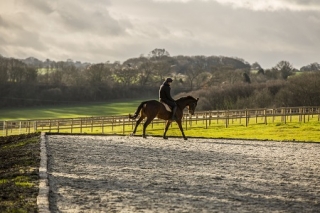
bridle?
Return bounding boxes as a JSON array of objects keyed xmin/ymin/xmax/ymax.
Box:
[{"xmin": 188, "ymin": 100, "xmax": 198, "ymax": 115}]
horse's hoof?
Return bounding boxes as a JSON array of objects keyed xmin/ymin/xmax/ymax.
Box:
[
  {"xmin": 184, "ymin": 137, "xmax": 188, "ymax": 140},
  {"xmin": 143, "ymin": 136, "xmax": 147, "ymax": 139},
  {"xmin": 130, "ymin": 133, "xmax": 134, "ymax": 136},
  {"xmin": 163, "ymin": 136, "xmax": 168, "ymax": 140}
]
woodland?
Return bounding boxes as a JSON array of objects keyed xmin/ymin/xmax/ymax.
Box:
[{"xmin": 1, "ymin": 48, "xmax": 320, "ymax": 110}]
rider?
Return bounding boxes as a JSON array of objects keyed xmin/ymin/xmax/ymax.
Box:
[{"xmin": 159, "ymin": 77, "xmax": 177, "ymax": 120}]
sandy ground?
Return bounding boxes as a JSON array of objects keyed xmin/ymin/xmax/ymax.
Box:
[{"xmin": 47, "ymin": 135, "xmax": 320, "ymax": 213}]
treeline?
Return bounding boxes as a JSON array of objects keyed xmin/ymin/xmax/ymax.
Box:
[
  {"xmin": 1, "ymin": 49, "xmax": 320, "ymax": 110},
  {"xmin": 193, "ymin": 72, "xmax": 320, "ymax": 110}
]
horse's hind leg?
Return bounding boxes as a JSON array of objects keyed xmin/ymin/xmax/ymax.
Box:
[
  {"xmin": 142, "ymin": 117, "xmax": 155, "ymax": 138},
  {"xmin": 131, "ymin": 116, "xmax": 145, "ymax": 136}
]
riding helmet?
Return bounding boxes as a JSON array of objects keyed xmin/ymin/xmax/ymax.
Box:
[{"xmin": 166, "ymin": 78, "xmax": 173, "ymax": 82}]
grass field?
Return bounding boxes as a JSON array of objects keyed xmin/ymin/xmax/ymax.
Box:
[
  {"xmin": 1, "ymin": 100, "xmax": 320, "ymax": 142},
  {"xmin": 0, "ymin": 99, "xmax": 146, "ymax": 120},
  {"xmin": 102, "ymin": 117, "xmax": 320, "ymax": 142}
]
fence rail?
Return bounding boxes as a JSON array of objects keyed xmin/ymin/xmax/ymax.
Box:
[{"xmin": 1, "ymin": 106, "xmax": 320, "ymax": 136}]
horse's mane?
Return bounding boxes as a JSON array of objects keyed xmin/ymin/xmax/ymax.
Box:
[{"xmin": 176, "ymin": 96, "xmax": 196, "ymax": 102}]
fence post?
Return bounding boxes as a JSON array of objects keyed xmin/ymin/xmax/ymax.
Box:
[
  {"xmin": 112, "ymin": 117, "xmax": 114, "ymax": 131},
  {"xmin": 298, "ymin": 108, "xmax": 302, "ymax": 122},
  {"xmin": 35, "ymin": 121, "xmax": 37, "ymax": 132},
  {"xmin": 102, "ymin": 118, "xmax": 104, "ymax": 134},
  {"xmin": 48, "ymin": 119, "xmax": 51, "ymax": 133},
  {"xmin": 91, "ymin": 118, "xmax": 93, "ymax": 132},
  {"xmin": 28, "ymin": 121, "xmax": 31, "ymax": 134},
  {"xmin": 196, "ymin": 114, "xmax": 198, "ymax": 125},
  {"xmin": 70, "ymin": 119, "xmax": 73, "ymax": 133},
  {"xmin": 225, "ymin": 110, "xmax": 228, "ymax": 128},
  {"xmin": 245, "ymin": 109, "xmax": 248, "ymax": 127},
  {"xmin": 122, "ymin": 117, "xmax": 125, "ymax": 135},
  {"xmin": 4, "ymin": 121, "xmax": 8, "ymax": 136},
  {"xmin": 185, "ymin": 114, "xmax": 188, "ymax": 130},
  {"xmin": 205, "ymin": 112, "xmax": 208, "ymax": 129}
]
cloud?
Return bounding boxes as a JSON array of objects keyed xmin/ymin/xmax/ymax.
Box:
[
  {"xmin": 154, "ymin": 0, "xmax": 320, "ymax": 11},
  {"xmin": 0, "ymin": 0, "xmax": 319, "ymax": 68}
]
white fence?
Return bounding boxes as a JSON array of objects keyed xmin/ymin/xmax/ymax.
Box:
[{"xmin": 1, "ymin": 106, "xmax": 319, "ymax": 136}]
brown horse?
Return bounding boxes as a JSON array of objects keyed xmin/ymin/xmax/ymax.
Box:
[{"xmin": 129, "ymin": 96, "xmax": 199, "ymax": 140}]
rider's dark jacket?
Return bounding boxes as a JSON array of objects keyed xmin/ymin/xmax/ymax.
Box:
[{"xmin": 159, "ymin": 81, "xmax": 175, "ymax": 103}]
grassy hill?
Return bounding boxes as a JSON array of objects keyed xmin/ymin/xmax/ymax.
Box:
[{"xmin": 0, "ymin": 99, "xmax": 146, "ymax": 120}]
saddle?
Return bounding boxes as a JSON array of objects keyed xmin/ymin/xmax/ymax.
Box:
[{"xmin": 160, "ymin": 101, "xmax": 172, "ymax": 112}]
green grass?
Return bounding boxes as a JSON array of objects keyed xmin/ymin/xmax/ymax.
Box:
[
  {"xmin": 2, "ymin": 139, "xmax": 38, "ymax": 150},
  {"xmin": 1, "ymin": 100, "xmax": 320, "ymax": 142},
  {"xmin": 132, "ymin": 118, "xmax": 320, "ymax": 142},
  {"xmin": 34, "ymin": 116, "xmax": 320, "ymax": 142},
  {"xmin": 14, "ymin": 176, "xmax": 34, "ymax": 188},
  {"xmin": 0, "ymin": 99, "xmax": 147, "ymax": 120}
]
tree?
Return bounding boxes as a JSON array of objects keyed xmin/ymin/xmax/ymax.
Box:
[
  {"xmin": 24, "ymin": 67, "xmax": 38, "ymax": 83},
  {"xmin": 114, "ymin": 65, "xmax": 139, "ymax": 87},
  {"xmin": 300, "ymin": 62, "xmax": 320, "ymax": 72},
  {"xmin": 149, "ymin": 48, "xmax": 170, "ymax": 59},
  {"xmin": 138, "ymin": 60, "xmax": 155, "ymax": 86},
  {"xmin": 242, "ymin": 73, "xmax": 251, "ymax": 83},
  {"xmin": 265, "ymin": 68, "xmax": 279, "ymax": 80},
  {"xmin": 184, "ymin": 56, "xmax": 209, "ymax": 90},
  {"xmin": 0, "ymin": 57, "xmax": 9, "ymax": 83},
  {"xmin": 251, "ymin": 62, "xmax": 262, "ymax": 70},
  {"xmin": 257, "ymin": 68, "xmax": 264, "ymax": 75},
  {"xmin": 153, "ymin": 61, "xmax": 172, "ymax": 83},
  {"xmin": 279, "ymin": 72, "xmax": 320, "ymax": 106},
  {"xmin": 85, "ymin": 63, "xmax": 111, "ymax": 85},
  {"xmin": 274, "ymin": 61, "xmax": 294, "ymax": 80}
]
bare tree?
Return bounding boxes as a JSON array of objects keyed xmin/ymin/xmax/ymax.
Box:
[
  {"xmin": 153, "ymin": 61, "xmax": 172, "ymax": 83},
  {"xmin": 138, "ymin": 60, "xmax": 155, "ymax": 86},
  {"xmin": 184, "ymin": 56, "xmax": 208, "ymax": 90},
  {"xmin": 0, "ymin": 57, "xmax": 8, "ymax": 83},
  {"xmin": 85, "ymin": 63, "xmax": 111, "ymax": 85},
  {"xmin": 274, "ymin": 61, "xmax": 294, "ymax": 80},
  {"xmin": 149, "ymin": 48, "xmax": 170, "ymax": 59},
  {"xmin": 114, "ymin": 65, "xmax": 139, "ymax": 87}
]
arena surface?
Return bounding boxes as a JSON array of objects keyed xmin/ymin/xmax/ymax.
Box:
[{"xmin": 46, "ymin": 135, "xmax": 320, "ymax": 212}]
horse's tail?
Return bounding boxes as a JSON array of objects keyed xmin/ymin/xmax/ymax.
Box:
[{"xmin": 129, "ymin": 101, "xmax": 147, "ymax": 119}]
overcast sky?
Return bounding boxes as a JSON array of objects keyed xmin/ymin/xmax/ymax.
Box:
[{"xmin": 0, "ymin": 0, "xmax": 319, "ymax": 69}]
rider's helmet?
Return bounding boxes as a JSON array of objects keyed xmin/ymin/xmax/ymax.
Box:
[{"xmin": 166, "ymin": 78, "xmax": 173, "ymax": 82}]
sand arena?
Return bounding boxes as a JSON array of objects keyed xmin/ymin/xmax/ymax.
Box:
[{"xmin": 46, "ymin": 135, "xmax": 320, "ymax": 212}]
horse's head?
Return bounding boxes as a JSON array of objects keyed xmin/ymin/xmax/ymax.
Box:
[{"xmin": 187, "ymin": 97, "xmax": 199, "ymax": 115}]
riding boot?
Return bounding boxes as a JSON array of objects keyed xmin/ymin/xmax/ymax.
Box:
[{"xmin": 171, "ymin": 106, "xmax": 177, "ymax": 120}]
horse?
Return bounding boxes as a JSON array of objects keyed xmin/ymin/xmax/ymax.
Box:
[{"xmin": 129, "ymin": 96, "xmax": 199, "ymax": 140}]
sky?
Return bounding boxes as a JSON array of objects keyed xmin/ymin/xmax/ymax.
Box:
[{"xmin": 0, "ymin": 0, "xmax": 319, "ymax": 69}]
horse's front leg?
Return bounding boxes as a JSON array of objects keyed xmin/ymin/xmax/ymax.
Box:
[
  {"xmin": 177, "ymin": 120, "xmax": 187, "ymax": 140},
  {"xmin": 163, "ymin": 120, "xmax": 172, "ymax": 139}
]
